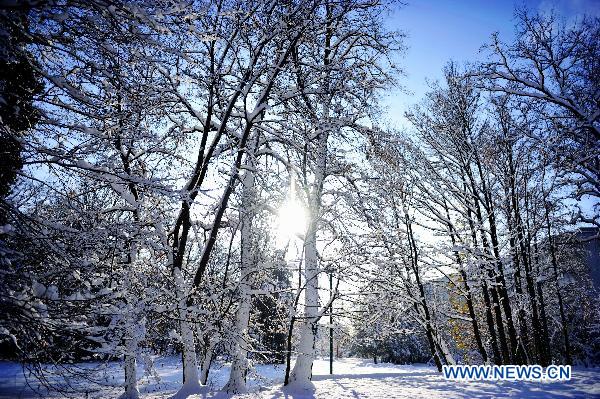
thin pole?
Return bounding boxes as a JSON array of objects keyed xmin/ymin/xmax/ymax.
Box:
[{"xmin": 329, "ymin": 272, "xmax": 333, "ymax": 375}]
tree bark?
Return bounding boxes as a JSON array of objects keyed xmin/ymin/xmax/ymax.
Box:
[
  {"xmin": 443, "ymin": 200, "xmax": 488, "ymax": 363},
  {"xmin": 223, "ymin": 134, "xmax": 258, "ymax": 393},
  {"xmin": 545, "ymin": 205, "xmax": 572, "ymax": 365}
]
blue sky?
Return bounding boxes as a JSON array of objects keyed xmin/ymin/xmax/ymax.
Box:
[{"xmin": 382, "ymin": 0, "xmax": 600, "ymax": 128}]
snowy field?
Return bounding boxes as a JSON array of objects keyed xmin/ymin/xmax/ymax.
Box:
[{"xmin": 1, "ymin": 357, "xmax": 599, "ymax": 398}]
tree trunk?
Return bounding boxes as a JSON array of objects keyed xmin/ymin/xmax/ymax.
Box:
[
  {"xmin": 475, "ymin": 153, "xmax": 519, "ymax": 363},
  {"xmin": 536, "ymin": 279, "xmax": 551, "ymax": 364},
  {"xmin": 405, "ymin": 207, "xmax": 450, "ymax": 370},
  {"xmin": 223, "ymin": 137, "xmax": 257, "ymax": 393},
  {"xmin": 461, "ymin": 270, "xmax": 488, "ymax": 363},
  {"xmin": 504, "ymin": 146, "xmax": 547, "ymax": 365},
  {"xmin": 174, "ymin": 268, "xmax": 202, "ymax": 397},
  {"xmin": 481, "ymin": 279, "xmax": 502, "ymax": 365},
  {"xmin": 199, "ymin": 337, "xmax": 215, "ymax": 385},
  {"xmin": 434, "ymin": 334, "xmax": 456, "ymax": 366},
  {"xmin": 122, "ymin": 334, "xmax": 140, "ymax": 399},
  {"xmin": 487, "ymin": 272, "xmax": 511, "ymax": 364},
  {"xmin": 505, "ymin": 194, "xmax": 530, "ymax": 364},
  {"xmin": 520, "ymin": 229, "xmax": 545, "ymax": 365},
  {"xmin": 421, "ymin": 303, "xmax": 443, "ymax": 371},
  {"xmin": 545, "ymin": 206, "xmax": 572, "ymax": 365},
  {"xmin": 287, "ymin": 222, "xmax": 320, "ymax": 388},
  {"xmin": 288, "ymin": 35, "xmax": 330, "ymax": 382},
  {"xmin": 443, "ymin": 199, "xmax": 488, "ymax": 363},
  {"xmin": 284, "ymin": 315, "xmax": 296, "ymax": 386},
  {"xmin": 465, "ymin": 192, "xmax": 501, "ymax": 365},
  {"xmin": 180, "ymin": 318, "xmax": 201, "ymax": 389},
  {"xmin": 465, "ymin": 166, "xmax": 509, "ymax": 364}
]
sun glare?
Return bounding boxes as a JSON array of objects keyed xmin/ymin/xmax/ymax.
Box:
[{"xmin": 277, "ymin": 199, "xmax": 307, "ymax": 240}]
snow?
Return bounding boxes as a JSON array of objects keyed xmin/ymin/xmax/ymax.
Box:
[{"xmin": 1, "ymin": 358, "xmax": 599, "ymax": 399}]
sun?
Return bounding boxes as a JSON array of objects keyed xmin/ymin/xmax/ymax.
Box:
[{"xmin": 277, "ymin": 199, "xmax": 308, "ymax": 240}]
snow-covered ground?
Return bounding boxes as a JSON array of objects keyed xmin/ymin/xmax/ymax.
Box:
[{"xmin": 1, "ymin": 357, "xmax": 599, "ymax": 398}]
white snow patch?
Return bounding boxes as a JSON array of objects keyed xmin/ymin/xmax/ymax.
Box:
[{"xmin": 0, "ymin": 358, "xmax": 599, "ymax": 398}]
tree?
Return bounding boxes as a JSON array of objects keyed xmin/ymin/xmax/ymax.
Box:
[
  {"xmin": 282, "ymin": 0, "xmax": 400, "ymax": 387},
  {"xmin": 477, "ymin": 10, "xmax": 600, "ymax": 229}
]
